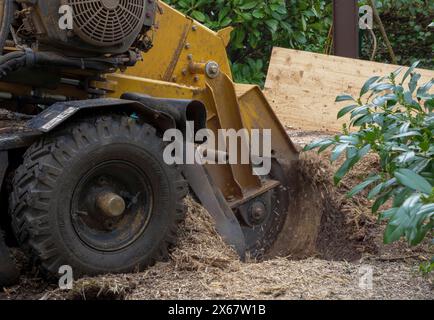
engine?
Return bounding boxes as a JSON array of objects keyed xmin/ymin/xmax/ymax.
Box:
[
  {"xmin": 14, "ymin": 0, "xmax": 157, "ymax": 55},
  {"xmin": 0, "ymin": 0, "xmax": 158, "ymax": 108}
]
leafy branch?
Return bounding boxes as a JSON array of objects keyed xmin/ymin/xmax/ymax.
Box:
[{"xmin": 305, "ymin": 63, "xmax": 433, "ymax": 260}]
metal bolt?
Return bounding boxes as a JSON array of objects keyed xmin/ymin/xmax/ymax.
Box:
[
  {"xmin": 76, "ymin": 210, "xmax": 89, "ymax": 216},
  {"xmin": 97, "ymin": 192, "xmax": 126, "ymax": 218},
  {"xmin": 98, "ymin": 177, "xmax": 108, "ymax": 186},
  {"xmin": 226, "ymin": 195, "xmax": 235, "ymax": 202},
  {"xmin": 205, "ymin": 61, "xmax": 220, "ymax": 79},
  {"xmin": 250, "ymin": 201, "xmax": 267, "ymax": 223},
  {"xmin": 209, "ymin": 65, "xmax": 218, "ymax": 74}
]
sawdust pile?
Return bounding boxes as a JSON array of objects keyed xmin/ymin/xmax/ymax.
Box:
[
  {"xmin": 168, "ymin": 198, "xmax": 240, "ymax": 271},
  {"xmin": 312, "ymin": 151, "xmax": 381, "ymax": 258},
  {"xmin": 268, "ymin": 151, "xmax": 379, "ymax": 261}
]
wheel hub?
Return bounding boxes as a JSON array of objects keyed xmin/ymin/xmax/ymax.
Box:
[
  {"xmin": 249, "ymin": 201, "xmax": 267, "ymax": 224},
  {"xmin": 71, "ymin": 161, "xmax": 153, "ymax": 252},
  {"xmin": 96, "ymin": 192, "xmax": 126, "ymax": 218}
]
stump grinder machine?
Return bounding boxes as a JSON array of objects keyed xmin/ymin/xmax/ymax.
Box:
[{"xmin": 0, "ymin": 0, "xmax": 299, "ymax": 286}]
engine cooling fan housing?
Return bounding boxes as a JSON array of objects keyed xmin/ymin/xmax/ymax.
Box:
[{"xmin": 68, "ymin": 0, "xmax": 147, "ymax": 47}]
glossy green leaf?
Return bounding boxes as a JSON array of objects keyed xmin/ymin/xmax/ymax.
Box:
[
  {"xmin": 335, "ymin": 95, "xmax": 355, "ymax": 102},
  {"xmin": 347, "ymin": 175, "xmax": 381, "ymax": 197},
  {"xmin": 360, "ymin": 76, "xmax": 380, "ymax": 97},
  {"xmin": 395, "ymin": 169, "xmax": 432, "ymax": 194}
]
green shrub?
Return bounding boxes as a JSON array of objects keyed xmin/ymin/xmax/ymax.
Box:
[{"xmin": 305, "ymin": 63, "xmax": 433, "ymax": 248}]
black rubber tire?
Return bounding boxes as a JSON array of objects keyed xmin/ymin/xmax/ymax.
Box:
[
  {"xmin": 9, "ymin": 115, "xmax": 187, "ymax": 278},
  {"xmin": 0, "ymin": 228, "xmax": 19, "ymax": 287}
]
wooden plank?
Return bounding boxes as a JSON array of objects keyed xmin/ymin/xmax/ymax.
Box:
[{"xmin": 264, "ymin": 48, "xmax": 434, "ymax": 132}]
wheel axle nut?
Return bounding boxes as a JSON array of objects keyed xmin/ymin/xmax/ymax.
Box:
[
  {"xmin": 250, "ymin": 201, "xmax": 267, "ymax": 223},
  {"xmin": 97, "ymin": 192, "xmax": 126, "ymax": 218},
  {"xmin": 205, "ymin": 61, "xmax": 220, "ymax": 79}
]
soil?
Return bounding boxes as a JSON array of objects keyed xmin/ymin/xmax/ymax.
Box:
[{"xmin": 1, "ymin": 130, "xmax": 432, "ymax": 300}]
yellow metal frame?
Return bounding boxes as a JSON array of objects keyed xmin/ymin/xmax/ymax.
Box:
[
  {"xmin": 0, "ymin": 2, "xmax": 298, "ymax": 202},
  {"xmin": 93, "ymin": 2, "xmax": 298, "ymax": 201}
]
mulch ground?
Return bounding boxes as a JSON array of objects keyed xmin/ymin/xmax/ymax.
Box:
[{"xmin": 1, "ymin": 131, "xmax": 432, "ymax": 300}]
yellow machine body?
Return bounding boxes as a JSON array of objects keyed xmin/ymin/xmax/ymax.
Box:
[
  {"xmin": 0, "ymin": 2, "xmax": 301, "ymax": 282},
  {"xmin": 95, "ymin": 2, "xmax": 298, "ymax": 203}
]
